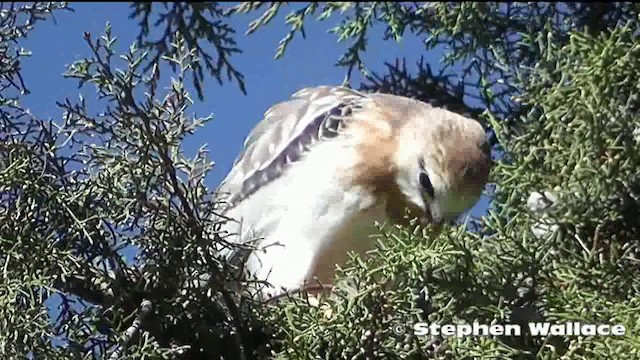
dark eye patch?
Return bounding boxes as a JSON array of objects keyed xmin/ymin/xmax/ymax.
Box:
[{"xmin": 419, "ymin": 172, "xmax": 435, "ymax": 198}]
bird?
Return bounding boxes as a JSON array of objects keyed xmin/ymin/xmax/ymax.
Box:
[{"xmin": 212, "ymin": 85, "xmax": 492, "ymax": 300}]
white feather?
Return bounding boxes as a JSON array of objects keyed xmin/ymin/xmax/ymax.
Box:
[{"xmin": 218, "ymin": 137, "xmax": 384, "ymax": 298}]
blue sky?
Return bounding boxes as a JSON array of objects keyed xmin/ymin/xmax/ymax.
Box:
[{"xmin": 20, "ymin": 2, "xmax": 440, "ymax": 190}]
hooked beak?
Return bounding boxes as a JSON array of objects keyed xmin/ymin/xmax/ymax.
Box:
[
  {"xmin": 420, "ymin": 207, "xmax": 443, "ymax": 227},
  {"xmin": 420, "ymin": 204, "xmax": 455, "ymax": 236}
]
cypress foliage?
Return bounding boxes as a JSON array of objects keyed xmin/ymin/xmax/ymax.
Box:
[{"xmin": 1, "ymin": 2, "xmax": 639, "ymax": 359}]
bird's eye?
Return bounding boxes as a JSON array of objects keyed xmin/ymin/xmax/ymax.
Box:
[{"xmin": 419, "ymin": 172, "xmax": 435, "ymax": 198}]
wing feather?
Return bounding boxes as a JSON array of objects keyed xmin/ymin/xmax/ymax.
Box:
[{"xmin": 215, "ymin": 86, "xmax": 367, "ymax": 210}]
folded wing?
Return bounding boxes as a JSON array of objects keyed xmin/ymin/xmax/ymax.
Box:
[{"xmin": 214, "ymin": 86, "xmax": 368, "ymax": 211}]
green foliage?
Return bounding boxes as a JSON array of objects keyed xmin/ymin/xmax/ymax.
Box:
[
  {"xmin": 130, "ymin": 2, "xmax": 246, "ymax": 99},
  {"xmin": 2, "ymin": 5, "xmax": 266, "ymax": 358},
  {"xmin": 2, "ymin": 2, "xmax": 640, "ymax": 359}
]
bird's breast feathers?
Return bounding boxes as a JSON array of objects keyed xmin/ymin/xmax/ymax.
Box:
[
  {"xmin": 218, "ymin": 134, "xmax": 396, "ymax": 292},
  {"xmin": 219, "ymin": 131, "xmax": 394, "ymax": 250}
]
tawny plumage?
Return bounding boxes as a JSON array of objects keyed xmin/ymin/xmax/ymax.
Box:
[{"xmin": 213, "ymin": 86, "xmax": 491, "ymax": 299}]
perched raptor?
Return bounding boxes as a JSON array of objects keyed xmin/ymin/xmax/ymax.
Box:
[{"xmin": 213, "ymin": 86, "xmax": 491, "ymax": 299}]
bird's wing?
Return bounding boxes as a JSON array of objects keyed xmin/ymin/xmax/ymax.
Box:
[{"xmin": 214, "ymin": 86, "xmax": 369, "ymax": 211}]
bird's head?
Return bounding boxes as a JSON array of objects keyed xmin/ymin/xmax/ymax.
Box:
[{"xmin": 391, "ymin": 108, "xmax": 492, "ymax": 227}]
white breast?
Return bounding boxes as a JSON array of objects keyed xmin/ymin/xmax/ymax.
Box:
[
  {"xmin": 310, "ymin": 202, "xmax": 389, "ymax": 284},
  {"xmin": 216, "ymin": 138, "xmax": 387, "ymax": 296}
]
